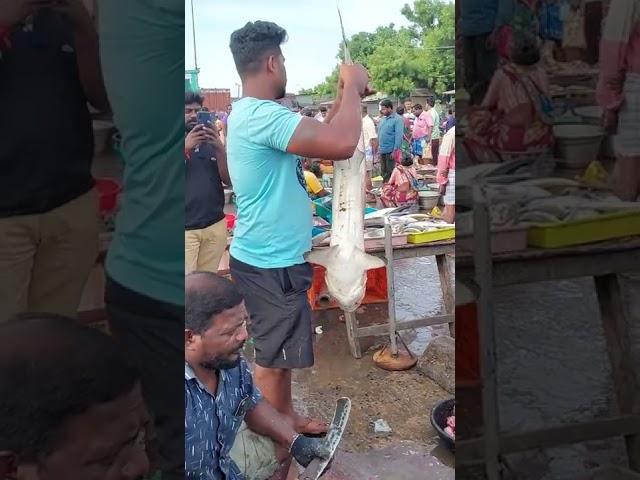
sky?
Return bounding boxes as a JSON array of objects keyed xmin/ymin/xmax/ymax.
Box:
[{"xmin": 184, "ymin": 0, "xmax": 414, "ymax": 95}]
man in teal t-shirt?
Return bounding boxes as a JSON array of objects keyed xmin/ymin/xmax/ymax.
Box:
[
  {"xmin": 227, "ymin": 20, "xmax": 370, "ymax": 437},
  {"xmin": 98, "ymin": 1, "xmax": 184, "ymax": 478}
]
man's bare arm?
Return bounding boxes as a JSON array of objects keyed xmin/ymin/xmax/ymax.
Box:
[
  {"xmin": 55, "ymin": 1, "xmax": 110, "ymax": 111},
  {"xmin": 245, "ymin": 401, "xmax": 296, "ymax": 449},
  {"xmin": 286, "ymin": 64, "xmax": 368, "ymax": 160}
]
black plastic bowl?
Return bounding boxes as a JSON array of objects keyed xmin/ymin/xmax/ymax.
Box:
[{"xmin": 431, "ymin": 398, "xmax": 455, "ymax": 450}]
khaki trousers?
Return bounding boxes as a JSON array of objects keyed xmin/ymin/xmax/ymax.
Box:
[
  {"xmin": 185, "ymin": 218, "xmax": 227, "ymax": 274},
  {"xmin": 229, "ymin": 422, "xmax": 280, "ymax": 480},
  {"xmin": 0, "ymin": 189, "xmax": 99, "ymax": 322}
]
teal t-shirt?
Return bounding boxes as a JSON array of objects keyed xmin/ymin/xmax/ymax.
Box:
[
  {"xmin": 227, "ymin": 97, "xmax": 311, "ymax": 268},
  {"xmin": 98, "ymin": 0, "xmax": 185, "ymax": 306},
  {"xmin": 430, "ymin": 108, "xmax": 442, "ymax": 141}
]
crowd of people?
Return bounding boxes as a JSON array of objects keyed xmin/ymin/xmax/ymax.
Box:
[
  {"xmin": 182, "ymin": 18, "xmax": 459, "ymax": 479},
  {"xmin": 297, "ymin": 97, "xmax": 456, "ymax": 210},
  {"xmin": 0, "ymin": 1, "xmax": 458, "ymax": 479},
  {"xmin": 460, "ymin": 0, "xmax": 639, "ymax": 201}
]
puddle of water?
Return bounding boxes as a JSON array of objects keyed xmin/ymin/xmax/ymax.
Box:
[
  {"xmin": 392, "ymin": 257, "xmax": 454, "ymax": 355},
  {"xmin": 492, "ymin": 278, "xmax": 635, "ymax": 477}
]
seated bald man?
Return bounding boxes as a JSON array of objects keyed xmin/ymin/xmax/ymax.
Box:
[{"xmin": 184, "ymin": 272, "xmax": 329, "ymax": 480}]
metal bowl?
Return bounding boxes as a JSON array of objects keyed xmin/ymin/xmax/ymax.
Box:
[
  {"xmin": 431, "ymin": 398, "xmax": 454, "ymax": 450},
  {"xmin": 418, "ymin": 191, "xmax": 440, "ymax": 211}
]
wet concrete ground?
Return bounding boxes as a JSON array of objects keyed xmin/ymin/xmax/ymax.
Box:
[
  {"xmin": 289, "ymin": 256, "xmax": 455, "ymax": 479},
  {"xmin": 458, "ymin": 275, "xmax": 640, "ymax": 479}
]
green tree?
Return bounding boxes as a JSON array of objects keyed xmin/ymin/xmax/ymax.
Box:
[
  {"xmin": 306, "ymin": 0, "xmax": 454, "ymax": 98},
  {"xmin": 403, "ymin": 0, "xmax": 455, "ymax": 92},
  {"xmin": 367, "ymin": 28, "xmax": 421, "ymax": 99}
]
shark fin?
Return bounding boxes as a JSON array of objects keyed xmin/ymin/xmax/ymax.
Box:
[
  {"xmin": 305, "ymin": 246, "xmax": 385, "ymax": 271},
  {"xmin": 352, "ymin": 249, "xmax": 386, "ymax": 271},
  {"xmin": 305, "ymin": 246, "xmax": 339, "ymax": 268}
]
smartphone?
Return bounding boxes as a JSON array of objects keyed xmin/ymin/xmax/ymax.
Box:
[{"xmin": 196, "ymin": 111, "xmax": 213, "ymax": 128}]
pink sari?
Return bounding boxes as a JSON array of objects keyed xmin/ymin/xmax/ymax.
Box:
[
  {"xmin": 465, "ymin": 63, "xmax": 554, "ymax": 163},
  {"xmin": 380, "ymin": 165, "xmax": 419, "ymax": 207}
]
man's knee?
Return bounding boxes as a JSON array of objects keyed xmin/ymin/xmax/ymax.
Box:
[{"xmin": 230, "ymin": 422, "xmax": 281, "ymax": 480}]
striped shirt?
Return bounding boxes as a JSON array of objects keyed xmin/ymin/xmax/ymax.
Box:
[
  {"xmin": 437, "ymin": 127, "xmax": 456, "ymax": 186},
  {"xmin": 185, "ymin": 360, "xmax": 262, "ymax": 479},
  {"xmin": 597, "ymin": 0, "xmax": 640, "ymax": 112}
]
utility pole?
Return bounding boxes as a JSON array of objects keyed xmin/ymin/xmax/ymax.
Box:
[{"xmin": 190, "ymin": 0, "xmax": 198, "ymax": 70}]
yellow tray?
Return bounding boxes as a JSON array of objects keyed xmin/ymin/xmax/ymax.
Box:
[
  {"xmin": 527, "ymin": 210, "xmax": 640, "ymax": 248},
  {"xmin": 407, "ymin": 227, "xmax": 455, "ymax": 244}
]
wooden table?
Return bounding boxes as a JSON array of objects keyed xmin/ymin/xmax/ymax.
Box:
[
  {"xmin": 456, "ymin": 191, "xmax": 640, "ymax": 477},
  {"xmin": 342, "ymin": 237, "xmax": 455, "ymax": 359}
]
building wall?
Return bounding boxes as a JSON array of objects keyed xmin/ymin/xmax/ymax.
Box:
[{"xmin": 201, "ymin": 89, "xmax": 232, "ymax": 113}]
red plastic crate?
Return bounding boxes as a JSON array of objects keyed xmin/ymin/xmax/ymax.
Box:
[
  {"xmin": 456, "ymin": 301, "xmax": 480, "ymax": 387},
  {"xmin": 307, "ymin": 264, "xmax": 388, "ymax": 311},
  {"xmin": 95, "ymin": 177, "xmax": 121, "ymax": 216}
]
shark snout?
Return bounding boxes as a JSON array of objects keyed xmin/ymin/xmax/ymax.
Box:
[{"xmin": 325, "ymin": 272, "xmax": 367, "ymax": 312}]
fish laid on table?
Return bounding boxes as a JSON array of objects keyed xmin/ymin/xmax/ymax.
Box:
[{"xmin": 304, "ymin": 5, "xmax": 385, "ymax": 312}]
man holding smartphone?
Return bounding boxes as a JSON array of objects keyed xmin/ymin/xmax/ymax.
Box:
[{"xmin": 184, "ymin": 90, "xmax": 231, "ymax": 275}]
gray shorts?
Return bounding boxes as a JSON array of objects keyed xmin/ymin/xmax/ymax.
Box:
[
  {"xmin": 230, "ymin": 256, "xmax": 314, "ymax": 369},
  {"xmin": 229, "ymin": 422, "xmax": 280, "ymax": 480}
]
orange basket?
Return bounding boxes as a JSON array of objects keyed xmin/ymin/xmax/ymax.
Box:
[{"xmin": 307, "ymin": 264, "xmax": 388, "ymax": 311}]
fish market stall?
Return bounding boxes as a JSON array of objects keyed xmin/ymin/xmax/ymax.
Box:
[
  {"xmin": 311, "ymin": 199, "xmax": 455, "ymax": 359},
  {"xmin": 455, "ymin": 179, "xmax": 640, "ymax": 479}
]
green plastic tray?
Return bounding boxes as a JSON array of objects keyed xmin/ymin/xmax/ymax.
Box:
[{"xmin": 527, "ymin": 210, "xmax": 640, "ymax": 248}]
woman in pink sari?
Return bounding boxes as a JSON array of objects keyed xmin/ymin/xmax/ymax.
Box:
[
  {"xmin": 380, "ymin": 157, "xmax": 420, "ymax": 208},
  {"xmin": 465, "ymin": 30, "xmax": 555, "ymax": 163},
  {"xmin": 597, "ymin": 0, "xmax": 640, "ymax": 201}
]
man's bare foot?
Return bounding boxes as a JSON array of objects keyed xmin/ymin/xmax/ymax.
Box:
[{"xmin": 294, "ymin": 413, "xmax": 328, "ymax": 435}]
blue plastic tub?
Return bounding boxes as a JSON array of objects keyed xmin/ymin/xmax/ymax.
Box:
[{"xmin": 313, "ymin": 198, "xmax": 376, "ymax": 224}]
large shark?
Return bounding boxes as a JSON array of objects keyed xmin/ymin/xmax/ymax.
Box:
[
  {"xmin": 305, "ymin": 150, "xmax": 386, "ymax": 312},
  {"xmin": 305, "ymin": 5, "xmax": 385, "ymax": 312}
]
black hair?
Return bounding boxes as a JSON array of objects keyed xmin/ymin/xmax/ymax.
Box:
[
  {"xmin": 319, "ymin": 106, "xmax": 327, "ymax": 113},
  {"xmin": 412, "ymin": 104, "xmax": 423, "ymax": 110},
  {"xmin": 510, "ymin": 31, "xmax": 541, "ymax": 66},
  {"xmin": 448, "ymin": 109, "xmax": 453, "ymax": 115},
  {"xmin": 427, "ymin": 97, "xmax": 436, "ymax": 107},
  {"xmin": 379, "ymin": 99, "xmax": 393, "ymax": 109},
  {"xmin": 401, "ymin": 156, "xmax": 414, "ymax": 167},
  {"xmin": 230, "ymin": 21, "xmax": 288, "ymax": 77},
  {"xmin": 185, "ymin": 272, "xmax": 245, "ymax": 334},
  {"xmin": 185, "ymin": 90, "xmax": 204, "ymax": 106},
  {"xmin": 311, "ymin": 162, "xmax": 323, "ymax": 178},
  {"xmin": 396, "ymin": 106, "xmax": 405, "ymax": 115},
  {"xmin": 0, "ymin": 314, "xmax": 139, "ymax": 463}
]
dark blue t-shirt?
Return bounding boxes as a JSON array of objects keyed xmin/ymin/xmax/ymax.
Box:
[
  {"xmin": 185, "ymin": 142, "xmax": 225, "ymax": 230},
  {"xmin": 0, "ymin": 9, "xmax": 94, "ymax": 217}
]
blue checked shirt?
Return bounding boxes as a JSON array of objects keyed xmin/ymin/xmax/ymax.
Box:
[{"xmin": 184, "ymin": 360, "xmax": 262, "ymax": 479}]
